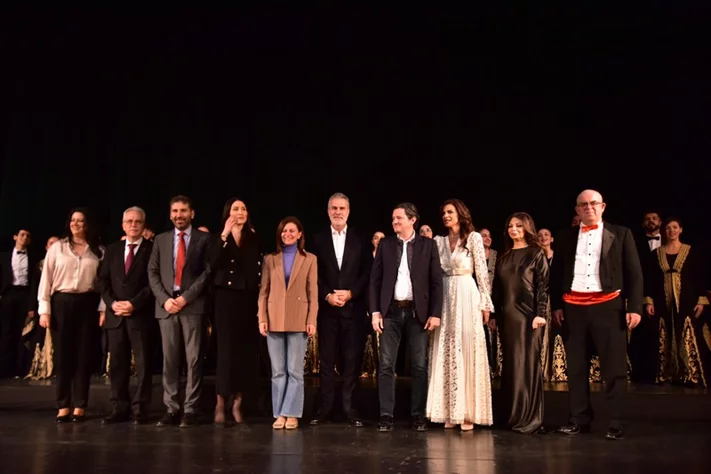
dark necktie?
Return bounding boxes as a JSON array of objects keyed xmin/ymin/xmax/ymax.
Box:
[
  {"xmin": 17, "ymin": 250, "xmax": 26, "ymax": 254},
  {"xmin": 647, "ymin": 235, "xmax": 660, "ymax": 241},
  {"xmin": 125, "ymin": 243, "xmax": 137, "ymax": 274}
]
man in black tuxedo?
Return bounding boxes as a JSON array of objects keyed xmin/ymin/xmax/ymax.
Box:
[
  {"xmin": 370, "ymin": 202, "xmax": 443, "ymax": 432},
  {"xmin": 309, "ymin": 193, "xmax": 371, "ymax": 427},
  {"xmin": 551, "ymin": 189, "xmax": 643, "ymax": 440},
  {"xmin": 98, "ymin": 207, "xmax": 155, "ymax": 424},
  {"xmin": 0, "ymin": 228, "xmax": 37, "ymax": 378}
]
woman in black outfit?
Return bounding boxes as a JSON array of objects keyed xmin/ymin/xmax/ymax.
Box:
[{"xmin": 210, "ymin": 198, "xmax": 261, "ymax": 426}]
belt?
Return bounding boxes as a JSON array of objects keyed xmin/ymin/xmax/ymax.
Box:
[
  {"xmin": 173, "ymin": 290, "xmax": 183, "ymax": 298},
  {"xmin": 445, "ymin": 270, "xmax": 473, "ymax": 277},
  {"xmin": 392, "ymin": 300, "xmax": 414, "ymax": 308}
]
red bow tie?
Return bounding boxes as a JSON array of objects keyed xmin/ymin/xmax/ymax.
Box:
[{"xmin": 582, "ymin": 224, "xmax": 598, "ymax": 233}]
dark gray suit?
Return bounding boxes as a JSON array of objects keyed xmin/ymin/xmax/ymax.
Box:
[{"xmin": 148, "ymin": 226, "xmax": 211, "ymax": 414}]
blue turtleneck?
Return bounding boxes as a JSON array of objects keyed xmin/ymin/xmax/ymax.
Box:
[{"xmin": 283, "ymin": 243, "xmax": 298, "ymax": 287}]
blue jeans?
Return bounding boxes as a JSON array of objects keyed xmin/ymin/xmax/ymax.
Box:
[
  {"xmin": 378, "ymin": 306, "xmax": 429, "ymax": 417},
  {"xmin": 267, "ymin": 332, "xmax": 308, "ymax": 418}
]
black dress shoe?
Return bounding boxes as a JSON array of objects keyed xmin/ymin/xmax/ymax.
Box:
[
  {"xmin": 557, "ymin": 423, "xmax": 590, "ymax": 435},
  {"xmin": 412, "ymin": 416, "xmax": 428, "ymax": 432},
  {"xmin": 377, "ymin": 415, "xmax": 394, "ymax": 432},
  {"xmin": 132, "ymin": 413, "xmax": 148, "ymax": 425},
  {"xmin": 309, "ymin": 411, "xmax": 331, "ymax": 426},
  {"xmin": 606, "ymin": 427, "xmax": 625, "ymax": 440},
  {"xmin": 102, "ymin": 411, "xmax": 130, "ymax": 424},
  {"xmin": 180, "ymin": 413, "xmax": 198, "ymax": 428},
  {"xmin": 56, "ymin": 414, "xmax": 72, "ymax": 423},
  {"xmin": 347, "ymin": 410, "xmax": 364, "ymax": 428},
  {"xmin": 156, "ymin": 412, "xmax": 180, "ymax": 427}
]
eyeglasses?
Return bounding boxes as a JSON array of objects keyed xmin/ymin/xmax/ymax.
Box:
[
  {"xmin": 576, "ymin": 201, "xmax": 602, "ymax": 208},
  {"xmin": 123, "ymin": 219, "xmax": 144, "ymax": 225}
]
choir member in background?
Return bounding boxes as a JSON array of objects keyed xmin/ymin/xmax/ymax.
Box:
[
  {"xmin": 38, "ymin": 208, "xmax": 105, "ymax": 422},
  {"xmin": 142, "ymin": 228, "xmax": 156, "ymax": 241},
  {"xmin": 551, "ymin": 189, "xmax": 643, "ymax": 440},
  {"xmin": 643, "ymin": 217, "xmax": 710, "ymax": 387},
  {"xmin": 427, "ymin": 199, "xmax": 493, "ymax": 431},
  {"xmin": 479, "ymin": 227, "xmax": 500, "ymax": 377},
  {"xmin": 419, "ymin": 225, "xmax": 433, "ymax": 238},
  {"xmin": 491, "ymin": 213, "xmax": 549, "ymax": 434},
  {"xmin": 258, "ymin": 217, "xmax": 318, "ymax": 430},
  {"xmin": 309, "ymin": 193, "xmax": 371, "ymax": 428},
  {"xmin": 536, "ymin": 228, "xmax": 555, "ymax": 381},
  {"xmin": 98, "ymin": 207, "xmax": 154, "ymax": 424},
  {"xmin": 371, "ymin": 231, "xmax": 385, "ymax": 258},
  {"xmin": 210, "ymin": 198, "xmax": 261, "ymax": 426},
  {"xmin": 0, "ymin": 228, "xmax": 37, "ymax": 378},
  {"xmin": 148, "ymin": 195, "xmax": 211, "ymax": 428}
]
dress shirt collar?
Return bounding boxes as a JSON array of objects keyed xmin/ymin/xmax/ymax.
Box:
[
  {"xmin": 331, "ymin": 225, "xmax": 348, "ymax": 236},
  {"xmin": 175, "ymin": 226, "xmax": 192, "ymax": 237}
]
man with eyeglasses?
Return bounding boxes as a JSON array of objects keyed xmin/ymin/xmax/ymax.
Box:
[
  {"xmin": 97, "ymin": 206, "xmax": 155, "ymax": 424},
  {"xmin": 550, "ymin": 189, "xmax": 643, "ymax": 440}
]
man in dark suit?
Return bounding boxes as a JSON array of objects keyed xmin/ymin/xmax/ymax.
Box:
[
  {"xmin": 98, "ymin": 207, "xmax": 154, "ymax": 424},
  {"xmin": 148, "ymin": 195, "xmax": 211, "ymax": 428},
  {"xmin": 369, "ymin": 202, "xmax": 443, "ymax": 432},
  {"xmin": 0, "ymin": 228, "xmax": 37, "ymax": 378},
  {"xmin": 551, "ymin": 189, "xmax": 643, "ymax": 440},
  {"xmin": 309, "ymin": 193, "xmax": 371, "ymax": 427}
]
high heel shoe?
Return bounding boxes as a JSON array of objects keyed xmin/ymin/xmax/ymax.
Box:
[{"xmin": 72, "ymin": 410, "xmax": 86, "ymax": 423}]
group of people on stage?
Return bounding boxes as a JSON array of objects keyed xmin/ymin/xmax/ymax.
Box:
[{"xmin": 0, "ymin": 187, "xmax": 708, "ymax": 442}]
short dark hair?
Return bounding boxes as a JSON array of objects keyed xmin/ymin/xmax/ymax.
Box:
[
  {"xmin": 394, "ymin": 202, "xmax": 419, "ymax": 227},
  {"xmin": 170, "ymin": 195, "xmax": 193, "ymax": 210}
]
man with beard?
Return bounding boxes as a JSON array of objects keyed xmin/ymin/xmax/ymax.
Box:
[
  {"xmin": 630, "ymin": 211, "xmax": 663, "ymax": 383},
  {"xmin": 148, "ymin": 195, "xmax": 211, "ymax": 427}
]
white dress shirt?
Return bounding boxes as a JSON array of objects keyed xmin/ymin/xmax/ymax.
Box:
[
  {"xmin": 571, "ymin": 221, "xmax": 604, "ymax": 293},
  {"xmin": 394, "ymin": 232, "xmax": 415, "ymax": 301},
  {"xmin": 647, "ymin": 233, "xmax": 661, "ymax": 251},
  {"xmin": 331, "ymin": 225, "xmax": 347, "ymax": 270},
  {"xmin": 11, "ymin": 248, "xmax": 29, "ymax": 286}
]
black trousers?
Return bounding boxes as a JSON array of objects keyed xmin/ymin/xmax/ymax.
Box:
[
  {"xmin": 0, "ymin": 286, "xmax": 30, "ymax": 377},
  {"xmin": 564, "ymin": 297, "xmax": 628, "ymax": 428},
  {"xmin": 106, "ymin": 322, "xmax": 152, "ymax": 414},
  {"xmin": 318, "ymin": 315, "xmax": 359, "ymax": 415},
  {"xmin": 50, "ymin": 292, "xmax": 100, "ymax": 409}
]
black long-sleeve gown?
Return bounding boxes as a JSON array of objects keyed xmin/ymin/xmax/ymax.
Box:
[{"xmin": 493, "ymin": 246, "xmax": 549, "ymax": 434}]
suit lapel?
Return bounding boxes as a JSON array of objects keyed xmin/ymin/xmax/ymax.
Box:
[
  {"xmin": 287, "ymin": 252, "xmax": 305, "ymax": 292},
  {"xmin": 602, "ymin": 226, "xmax": 615, "ymax": 260},
  {"xmin": 275, "ymin": 254, "xmax": 286, "ymax": 291},
  {"xmin": 325, "ymin": 231, "xmax": 340, "ymax": 274},
  {"xmin": 340, "ymin": 231, "xmax": 355, "ymax": 274},
  {"xmin": 125, "ymin": 243, "xmax": 148, "ymax": 279},
  {"xmin": 116, "ymin": 243, "xmax": 127, "ymax": 277}
]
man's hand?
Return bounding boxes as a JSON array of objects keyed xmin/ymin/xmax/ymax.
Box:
[
  {"xmin": 112, "ymin": 301, "xmax": 134, "ymax": 316},
  {"xmin": 626, "ymin": 312, "xmax": 642, "ymax": 329},
  {"xmin": 327, "ymin": 293, "xmax": 344, "ymax": 307},
  {"xmin": 371, "ymin": 312, "xmax": 383, "ymax": 334},
  {"xmin": 333, "ymin": 289, "xmax": 352, "ymax": 303},
  {"xmin": 424, "ymin": 317, "xmax": 440, "ymax": 331},
  {"xmin": 553, "ymin": 309, "xmax": 564, "ymax": 327},
  {"xmin": 164, "ymin": 298, "xmax": 180, "ymax": 314},
  {"xmin": 175, "ymin": 296, "xmax": 187, "ymax": 309}
]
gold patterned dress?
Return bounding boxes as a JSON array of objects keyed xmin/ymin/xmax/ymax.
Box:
[{"xmin": 643, "ymin": 244, "xmax": 710, "ymax": 387}]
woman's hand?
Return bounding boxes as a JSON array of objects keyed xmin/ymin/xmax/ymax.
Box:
[
  {"xmin": 694, "ymin": 304, "xmax": 704, "ymax": 318},
  {"xmin": 306, "ymin": 324, "xmax": 316, "ymax": 337},
  {"xmin": 39, "ymin": 314, "xmax": 50, "ymax": 329},
  {"xmin": 532, "ymin": 316, "xmax": 546, "ymax": 329},
  {"xmin": 482, "ymin": 311, "xmax": 490, "ymax": 325},
  {"xmin": 259, "ymin": 322, "xmax": 268, "ymax": 337},
  {"xmin": 646, "ymin": 304, "xmax": 655, "ymax": 317},
  {"xmin": 221, "ymin": 217, "xmax": 237, "ymax": 239}
]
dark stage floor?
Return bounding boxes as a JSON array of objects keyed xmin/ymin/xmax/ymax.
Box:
[{"xmin": 1, "ymin": 377, "xmax": 710, "ymax": 473}]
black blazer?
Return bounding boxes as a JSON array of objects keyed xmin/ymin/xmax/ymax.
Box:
[
  {"xmin": 368, "ymin": 233, "xmax": 443, "ymax": 324},
  {"xmin": 0, "ymin": 249, "xmax": 39, "ymax": 312},
  {"xmin": 550, "ymin": 222, "xmax": 643, "ymax": 315},
  {"xmin": 310, "ymin": 227, "xmax": 372, "ymax": 319},
  {"xmin": 97, "ymin": 239, "xmax": 155, "ymax": 329},
  {"xmin": 209, "ymin": 231, "xmax": 261, "ymax": 292}
]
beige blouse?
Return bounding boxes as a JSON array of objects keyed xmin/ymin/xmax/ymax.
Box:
[{"xmin": 37, "ymin": 239, "xmax": 105, "ymax": 315}]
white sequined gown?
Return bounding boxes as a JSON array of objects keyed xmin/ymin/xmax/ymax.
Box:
[{"xmin": 426, "ymin": 231, "xmax": 493, "ymax": 425}]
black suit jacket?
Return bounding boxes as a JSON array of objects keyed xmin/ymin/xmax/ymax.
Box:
[
  {"xmin": 368, "ymin": 233, "xmax": 443, "ymax": 324},
  {"xmin": 550, "ymin": 222, "xmax": 643, "ymax": 315},
  {"xmin": 98, "ymin": 239, "xmax": 155, "ymax": 329},
  {"xmin": 0, "ymin": 249, "xmax": 39, "ymax": 312},
  {"xmin": 310, "ymin": 227, "xmax": 372, "ymax": 319}
]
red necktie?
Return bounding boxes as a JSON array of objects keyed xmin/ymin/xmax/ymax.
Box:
[
  {"xmin": 125, "ymin": 243, "xmax": 137, "ymax": 275},
  {"xmin": 175, "ymin": 232, "xmax": 186, "ymax": 288},
  {"xmin": 582, "ymin": 224, "xmax": 598, "ymax": 233}
]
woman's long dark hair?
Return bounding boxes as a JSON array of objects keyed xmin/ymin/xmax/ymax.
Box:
[
  {"xmin": 502, "ymin": 212, "xmax": 540, "ymax": 253},
  {"xmin": 275, "ymin": 216, "xmax": 306, "ymax": 255},
  {"xmin": 61, "ymin": 207, "xmax": 103, "ymax": 258},
  {"xmin": 440, "ymin": 198, "xmax": 476, "ymax": 254},
  {"xmin": 221, "ymin": 197, "xmax": 255, "ymax": 247}
]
